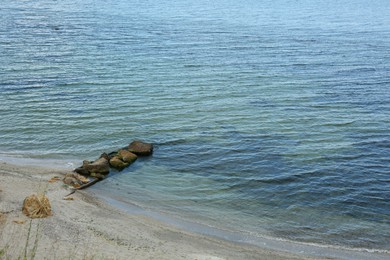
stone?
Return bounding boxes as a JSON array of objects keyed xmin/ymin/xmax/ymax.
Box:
[
  {"xmin": 128, "ymin": 140, "xmax": 153, "ymax": 156},
  {"xmin": 109, "ymin": 156, "xmax": 129, "ymax": 170},
  {"xmin": 74, "ymin": 167, "xmax": 90, "ymax": 176},
  {"xmin": 82, "ymin": 157, "xmax": 110, "ymax": 175},
  {"xmin": 107, "ymin": 150, "xmax": 118, "ymax": 160},
  {"xmin": 117, "ymin": 149, "xmax": 137, "ymax": 164},
  {"xmin": 99, "ymin": 152, "xmax": 110, "ymax": 161},
  {"xmin": 90, "ymin": 172, "xmax": 106, "ymax": 179},
  {"xmin": 63, "ymin": 177, "xmax": 81, "ymax": 188}
]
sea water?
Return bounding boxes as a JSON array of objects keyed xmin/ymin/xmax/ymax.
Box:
[{"xmin": 1, "ymin": 0, "xmax": 389, "ymax": 254}]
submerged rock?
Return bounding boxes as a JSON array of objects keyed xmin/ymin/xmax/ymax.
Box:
[
  {"xmin": 82, "ymin": 157, "xmax": 110, "ymax": 178},
  {"xmin": 109, "ymin": 156, "xmax": 129, "ymax": 170},
  {"xmin": 117, "ymin": 149, "xmax": 137, "ymax": 163},
  {"xmin": 90, "ymin": 172, "xmax": 107, "ymax": 179},
  {"xmin": 72, "ymin": 140, "xmax": 153, "ymax": 182},
  {"xmin": 128, "ymin": 140, "xmax": 153, "ymax": 156},
  {"xmin": 107, "ymin": 150, "xmax": 119, "ymax": 160}
]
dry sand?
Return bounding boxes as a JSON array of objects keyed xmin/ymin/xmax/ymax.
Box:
[{"xmin": 0, "ymin": 162, "xmax": 334, "ymax": 259}]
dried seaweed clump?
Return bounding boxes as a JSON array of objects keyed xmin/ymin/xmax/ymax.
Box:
[{"xmin": 22, "ymin": 193, "xmax": 52, "ymax": 218}]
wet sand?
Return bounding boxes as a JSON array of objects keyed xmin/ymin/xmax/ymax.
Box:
[{"xmin": 0, "ymin": 161, "xmax": 379, "ymax": 260}]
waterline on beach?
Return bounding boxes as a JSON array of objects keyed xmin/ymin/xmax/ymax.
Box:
[
  {"xmin": 1, "ymin": 0, "xmax": 389, "ymax": 253},
  {"xmin": 93, "ymin": 190, "xmax": 390, "ymax": 260}
]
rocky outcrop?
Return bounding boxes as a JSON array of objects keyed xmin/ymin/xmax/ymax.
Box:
[
  {"xmin": 63, "ymin": 176, "xmax": 81, "ymax": 188},
  {"xmin": 109, "ymin": 150, "xmax": 137, "ymax": 170},
  {"xmin": 128, "ymin": 140, "xmax": 153, "ymax": 156},
  {"xmin": 109, "ymin": 156, "xmax": 129, "ymax": 170},
  {"xmin": 83, "ymin": 157, "xmax": 109, "ymax": 174},
  {"xmin": 70, "ymin": 140, "xmax": 152, "ymax": 185},
  {"xmin": 74, "ymin": 167, "xmax": 89, "ymax": 176},
  {"xmin": 118, "ymin": 149, "xmax": 137, "ymax": 163},
  {"xmin": 73, "ymin": 161, "xmax": 108, "ymax": 178}
]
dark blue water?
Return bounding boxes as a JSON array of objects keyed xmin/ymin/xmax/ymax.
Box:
[{"xmin": 1, "ymin": 0, "xmax": 389, "ymax": 253}]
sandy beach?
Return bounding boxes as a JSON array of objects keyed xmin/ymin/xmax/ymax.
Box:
[{"xmin": 0, "ymin": 161, "xmax": 324, "ymax": 260}]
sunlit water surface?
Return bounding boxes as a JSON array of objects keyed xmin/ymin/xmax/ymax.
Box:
[{"xmin": 1, "ymin": 0, "xmax": 389, "ymax": 252}]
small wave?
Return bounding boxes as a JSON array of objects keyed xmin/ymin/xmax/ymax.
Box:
[
  {"xmin": 157, "ymin": 139, "xmax": 188, "ymax": 145},
  {"xmin": 183, "ymin": 64, "xmax": 202, "ymax": 68},
  {"xmin": 337, "ymin": 67, "xmax": 377, "ymax": 74},
  {"xmin": 320, "ymin": 121, "xmax": 356, "ymax": 127},
  {"xmin": 227, "ymin": 175, "xmax": 302, "ymax": 190}
]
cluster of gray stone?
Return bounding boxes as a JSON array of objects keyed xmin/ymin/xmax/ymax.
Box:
[{"xmin": 74, "ymin": 140, "xmax": 153, "ymax": 180}]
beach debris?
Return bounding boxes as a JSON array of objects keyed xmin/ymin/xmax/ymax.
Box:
[
  {"xmin": 22, "ymin": 193, "xmax": 52, "ymax": 218},
  {"xmin": 63, "ymin": 177, "xmax": 101, "ymax": 198},
  {"xmin": 64, "ymin": 190, "xmax": 76, "ymax": 198},
  {"xmin": 128, "ymin": 140, "xmax": 153, "ymax": 156},
  {"xmin": 48, "ymin": 176, "xmax": 62, "ymax": 183},
  {"xmin": 75, "ymin": 173, "xmax": 89, "ymax": 183},
  {"xmin": 63, "ymin": 177, "xmax": 81, "ymax": 188},
  {"xmin": 63, "ymin": 197, "xmax": 74, "ymax": 201},
  {"xmin": 64, "ymin": 173, "xmax": 90, "ymax": 184},
  {"xmin": 63, "ymin": 172, "xmax": 97, "ymax": 191},
  {"xmin": 75, "ymin": 178, "xmax": 100, "ymax": 190},
  {"xmin": 63, "ymin": 173, "xmax": 86, "ymax": 188},
  {"xmin": 13, "ymin": 219, "xmax": 26, "ymax": 224}
]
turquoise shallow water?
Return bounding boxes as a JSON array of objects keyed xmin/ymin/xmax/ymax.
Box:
[{"xmin": 1, "ymin": 0, "xmax": 390, "ymax": 252}]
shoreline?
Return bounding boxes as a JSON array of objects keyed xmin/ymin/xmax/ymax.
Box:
[
  {"xmin": 93, "ymin": 190, "xmax": 390, "ymax": 260},
  {"xmin": 95, "ymin": 193, "xmax": 390, "ymax": 257},
  {"xmin": 0, "ymin": 161, "xmax": 388, "ymax": 260}
]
